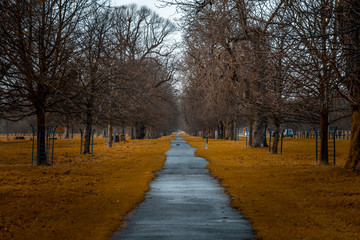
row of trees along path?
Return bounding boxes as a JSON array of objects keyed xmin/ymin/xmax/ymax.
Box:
[
  {"xmin": 0, "ymin": 1, "xmax": 179, "ymax": 162},
  {"xmin": 161, "ymin": 0, "xmax": 360, "ymax": 172},
  {"xmin": 1, "ymin": 0, "xmax": 359, "ymax": 172}
]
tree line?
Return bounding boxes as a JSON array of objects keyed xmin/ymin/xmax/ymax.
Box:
[
  {"xmin": 162, "ymin": 0, "xmax": 359, "ymax": 171},
  {"xmin": 0, "ymin": 0, "xmax": 180, "ymax": 164}
]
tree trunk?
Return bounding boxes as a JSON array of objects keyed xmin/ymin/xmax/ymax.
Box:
[
  {"xmin": 131, "ymin": 123, "xmax": 135, "ymax": 140},
  {"xmin": 65, "ymin": 125, "xmax": 70, "ymax": 139},
  {"xmin": 108, "ymin": 122, "xmax": 113, "ymax": 147},
  {"xmin": 339, "ymin": 0, "xmax": 360, "ymax": 172},
  {"xmin": 218, "ymin": 121, "xmax": 224, "ymax": 139},
  {"xmin": 263, "ymin": 121, "xmax": 269, "ymax": 147},
  {"xmin": 83, "ymin": 109, "xmax": 92, "ymax": 154},
  {"xmin": 224, "ymin": 121, "xmax": 229, "ymax": 139},
  {"xmin": 234, "ymin": 121, "xmax": 237, "ymax": 141},
  {"xmin": 203, "ymin": 128, "xmax": 208, "ymax": 138},
  {"xmin": 136, "ymin": 123, "xmax": 146, "ymax": 139},
  {"xmin": 319, "ymin": 1, "xmax": 330, "ymax": 165},
  {"xmin": 211, "ymin": 128, "xmax": 215, "ymax": 139},
  {"xmin": 147, "ymin": 127, "xmax": 152, "ymax": 139},
  {"xmin": 36, "ymin": 109, "xmax": 47, "ymax": 165},
  {"xmin": 228, "ymin": 120, "xmax": 235, "ymax": 140},
  {"xmin": 84, "ymin": 72, "xmax": 96, "ymax": 152},
  {"xmin": 345, "ymin": 109, "xmax": 360, "ymax": 171},
  {"xmin": 248, "ymin": 118, "xmax": 254, "ymax": 146},
  {"xmin": 272, "ymin": 117, "xmax": 280, "ymax": 154},
  {"xmin": 251, "ymin": 116, "xmax": 266, "ymax": 147},
  {"xmin": 320, "ymin": 112, "xmax": 329, "ymax": 165},
  {"xmin": 121, "ymin": 126, "xmax": 126, "ymax": 141}
]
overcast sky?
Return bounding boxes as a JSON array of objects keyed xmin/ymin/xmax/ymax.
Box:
[{"xmin": 110, "ymin": 0, "xmax": 179, "ymax": 21}]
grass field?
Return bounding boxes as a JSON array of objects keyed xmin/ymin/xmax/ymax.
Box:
[
  {"xmin": 1, "ymin": 133, "xmax": 359, "ymax": 240},
  {"xmin": 0, "ymin": 134, "xmax": 173, "ymax": 240},
  {"xmin": 182, "ymin": 134, "xmax": 360, "ymax": 240}
]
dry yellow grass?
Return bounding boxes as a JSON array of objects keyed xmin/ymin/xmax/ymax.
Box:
[
  {"xmin": 0, "ymin": 134, "xmax": 174, "ymax": 240},
  {"xmin": 182, "ymin": 134, "xmax": 360, "ymax": 240}
]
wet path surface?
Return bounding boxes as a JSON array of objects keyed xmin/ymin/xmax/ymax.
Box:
[{"xmin": 111, "ymin": 134, "xmax": 255, "ymax": 240}]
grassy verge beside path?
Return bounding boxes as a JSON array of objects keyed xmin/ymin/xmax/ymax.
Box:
[
  {"xmin": 0, "ymin": 135, "xmax": 173, "ymax": 240},
  {"xmin": 182, "ymin": 134, "xmax": 360, "ymax": 240}
]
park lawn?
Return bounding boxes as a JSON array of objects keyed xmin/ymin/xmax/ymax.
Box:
[
  {"xmin": 0, "ymin": 134, "xmax": 173, "ymax": 240},
  {"xmin": 182, "ymin": 134, "xmax": 360, "ymax": 240}
]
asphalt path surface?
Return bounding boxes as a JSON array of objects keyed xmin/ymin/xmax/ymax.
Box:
[{"xmin": 111, "ymin": 134, "xmax": 255, "ymax": 240}]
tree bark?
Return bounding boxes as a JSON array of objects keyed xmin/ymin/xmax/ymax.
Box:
[
  {"xmin": 319, "ymin": 112, "xmax": 329, "ymax": 165},
  {"xmin": 248, "ymin": 118, "xmax": 254, "ymax": 146},
  {"xmin": 234, "ymin": 121, "xmax": 237, "ymax": 141},
  {"xmin": 108, "ymin": 122, "xmax": 113, "ymax": 147},
  {"xmin": 36, "ymin": 108, "xmax": 47, "ymax": 165},
  {"xmin": 211, "ymin": 128, "xmax": 215, "ymax": 139},
  {"xmin": 251, "ymin": 116, "xmax": 266, "ymax": 147},
  {"xmin": 339, "ymin": 0, "xmax": 360, "ymax": 172},
  {"xmin": 131, "ymin": 123, "xmax": 135, "ymax": 140},
  {"xmin": 272, "ymin": 117, "xmax": 280, "ymax": 154},
  {"xmin": 228, "ymin": 120, "xmax": 235, "ymax": 140},
  {"xmin": 83, "ymin": 108, "xmax": 92, "ymax": 154},
  {"xmin": 224, "ymin": 120, "xmax": 231, "ymax": 140},
  {"xmin": 147, "ymin": 127, "xmax": 152, "ymax": 139},
  {"xmin": 263, "ymin": 121, "xmax": 269, "ymax": 147},
  {"xmin": 136, "ymin": 123, "xmax": 146, "ymax": 139},
  {"xmin": 65, "ymin": 125, "xmax": 70, "ymax": 139},
  {"xmin": 345, "ymin": 109, "xmax": 360, "ymax": 171},
  {"xmin": 218, "ymin": 121, "xmax": 224, "ymax": 139},
  {"xmin": 318, "ymin": 0, "xmax": 330, "ymax": 165}
]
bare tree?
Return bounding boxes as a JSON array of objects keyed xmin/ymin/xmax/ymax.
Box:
[
  {"xmin": 0, "ymin": 0, "xmax": 91, "ymax": 165},
  {"xmin": 337, "ymin": 0, "xmax": 360, "ymax": 171},
  {"xmin": 75, "ymin": 1, "xmax": 113, "ymax": 153},
  {"xmin": 109, "ymin": 4, "xmax": 177, "ymax": 140},
  {"xmin": 170, "ymin": 0, "xmax": 290, "ymax": 146},
  {"xmin": 277, "ymin": 0, "xmax": 349, "ymax": 164}
]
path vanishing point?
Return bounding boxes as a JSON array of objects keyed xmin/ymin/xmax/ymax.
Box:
[{"xmin": 111, "ymin": 133, "xmax": 255, "ymax": 240}]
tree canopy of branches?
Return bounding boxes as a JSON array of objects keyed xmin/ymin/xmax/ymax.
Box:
[
  {"xmin": 0, "ymin": 0, "xmax": 91, "ymax": 164},
  {"xmin": 166, "ymin": 0, "xmax": 359, "ymax": 171},
  {"xmin": 0, "ymin": 1, "xmax": 180, "ymax": 162},
  {"xmin": 338, "ymin": 0, "xmax": 360, "ymax": 171}
]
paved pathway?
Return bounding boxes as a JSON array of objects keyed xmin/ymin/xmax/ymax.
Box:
[{"xmin": 111, "ymin": 134, "xmax": 255, "ymax": 240}]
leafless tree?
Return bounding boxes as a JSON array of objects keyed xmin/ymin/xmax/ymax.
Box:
[
  {"xmin": 75, "ymin": 1, "xmax": 113, "ymax": 153},
  {"xmin": 0, "ymin": 0, "xmax": 91, "ymax": 165},
  {"xmin": 167, "ymin": 0, "xmax": 353, "ymax": 161},
  {"xmin": 108, "ymin": 4, "xmax": 178, "ymax": 140},
  {"xmin": 337, "ymin": 0, "xmax": 360, "ymax": 171}
]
